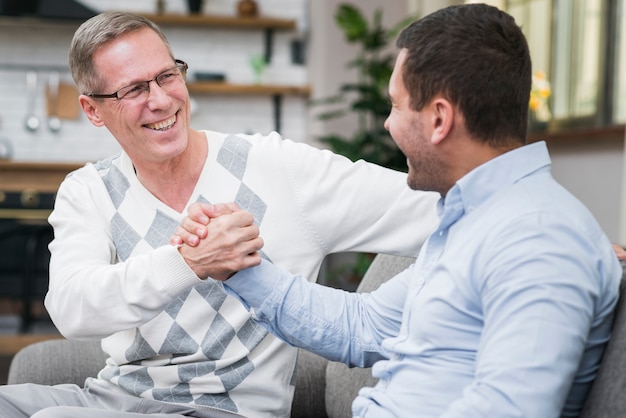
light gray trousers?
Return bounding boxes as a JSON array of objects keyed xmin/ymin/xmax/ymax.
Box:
[{"xmin": 0, "ymin": 380, "xmax": 244, "ymax": 418}]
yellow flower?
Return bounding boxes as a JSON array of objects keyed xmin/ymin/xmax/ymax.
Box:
[{"xmin": 530, "ymin": 71, "xmax": 551, "ymax": 122}]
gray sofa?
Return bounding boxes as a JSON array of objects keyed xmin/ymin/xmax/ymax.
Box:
[{"xmin": 7, "ymin": 254, "xmax": 626, "ymax": 417}]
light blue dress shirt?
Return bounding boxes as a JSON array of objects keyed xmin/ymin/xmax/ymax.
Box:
[{"xmin": 227, "ymin": 141, "xmax": 622, "ymax": 418}]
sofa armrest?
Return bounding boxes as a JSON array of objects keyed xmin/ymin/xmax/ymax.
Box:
[{"xmin": 7, "ymin": 338, "xmax": 106, "ymax": 386}]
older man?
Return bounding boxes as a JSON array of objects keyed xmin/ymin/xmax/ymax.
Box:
[{"xmin": 0, "ymin": 11, "xmax": 438, "ymax": 418}]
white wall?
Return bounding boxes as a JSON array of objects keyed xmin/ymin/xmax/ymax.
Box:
[{"xmin": 549, "ymin": 138, "xmax": 624, "ymax": 244}]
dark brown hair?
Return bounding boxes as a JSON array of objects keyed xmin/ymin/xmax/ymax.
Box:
[{"xmin": 396, "ymin": 4, "xmax": 531, "ymax": 146}]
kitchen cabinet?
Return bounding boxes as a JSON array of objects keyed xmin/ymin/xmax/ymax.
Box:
[{"xmin": 0, "ymin": 161, "xmax": 81, "ymax": 331}]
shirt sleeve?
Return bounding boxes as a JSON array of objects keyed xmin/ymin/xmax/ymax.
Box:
[
  {"xmin": 226, "ymin": 258, "xmax": 410, "ymax": 367},
  {"xmin": 45, "ymin": 168, "xmax": 203, "ymax": 340}
]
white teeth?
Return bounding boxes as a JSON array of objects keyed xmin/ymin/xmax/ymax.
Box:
[{"xmin": 146, "ymin": 115, "xmax": 176, "ymax": 131}]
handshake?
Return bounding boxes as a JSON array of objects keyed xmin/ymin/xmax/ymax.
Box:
[{"xmin": 170, "ymin": 202, "xmax": 264, "ymax": 281}]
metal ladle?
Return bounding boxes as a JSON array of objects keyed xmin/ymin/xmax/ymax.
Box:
[
  {"xmin": 24, "ymin": 71, "xmax": 40, "ymax": 132},
  {"xmin": 47, "ymin": 71, "xmax": 61, "ymax": 133}
]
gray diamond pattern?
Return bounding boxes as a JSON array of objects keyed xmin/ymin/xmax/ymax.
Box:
[
  {"xmin": 118, "ymin": 367, "xmax": 155, "ymax": 397},
  {"xmin": 125, "ymin": 330, "xmax": 158, "ymax": 363},
  {"xmin": 217, "ymin": 357, "xmax": 256, "ymax": 391},
  {"xmin": 201, "ymin": 313, "xmax": 236, "ymax": 360},
  {"xmin": 99, "ymin": 136, "xmax": 278, "ymax": 413},
  {"xmin": 161, "ymin": 322, "xmax": 200, "ymax": 355},
  {"xmin": 195, "ymin": 280, "xmax": 228, "ymax": 312},
  {"xmin": 178, "ymin": 360, "xmax": 217, "ymax": 383},
  {"xmin": 217, "ymin": 135, "xmax": 252, "ymax": 180},
  {"xmin": 111, "ymin": 212, "xmax": 142, "ymax": 262},
  {"xmin": 102, "ymin": 163, "xmax": 130, "ymax": 209},
  {"xmin": 234, "ymin": 183, "xmax": 266, "ymax": 226},
  {"xmin": 164, "ymin": 288, "xmax": 191, "ymax": 320},
  {"xmin": 144, "ymin": 210, "xmax": 180, "ymax": 248},
  {"xmin": 152, "ymin": 383, "xmax": 194, "ymax": 404},
  {"xmin": 237, "ymin": 319, "xmax": 268, "ymax": 351},
  {"xmin": 195, "ymin": 392, "xmax": 237, "ymax": 412}
]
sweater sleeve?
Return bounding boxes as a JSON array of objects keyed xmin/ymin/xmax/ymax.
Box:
[
  {"xmin": 273, "ymin": 133, "xmax": 440, "ymax": 257},
  {"xmin": 45, "ymin": 166, "xmax": 202, "ymax": 340}
]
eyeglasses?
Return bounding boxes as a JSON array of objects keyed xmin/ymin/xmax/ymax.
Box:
[{"xmin": 87, "ymin": 59, "xmax": 188, "ymax": 101}]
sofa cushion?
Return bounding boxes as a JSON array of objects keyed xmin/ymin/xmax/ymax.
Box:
[
  {"xmin": 292, "ymin": 349, "xmax": 329, "ymax": 418},
  {"xmin": 7, "ymin": 338, "xmax": 106, "ymax": 386},
  {"xmin": 325, "ymin": 254, "xmax": 416, "ymax": 418},
  {"xmin": 577, "ymin": 259, "xmax": 626, "ymax": 418}
]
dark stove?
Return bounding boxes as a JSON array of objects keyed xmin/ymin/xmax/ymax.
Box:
[
  {"xmin": 0, "ymin": 161, "xmax": 81, "ymax": 333},
  {"xmin": 0, "ymin": 189, "xmax": 55, "ymax": 332}
]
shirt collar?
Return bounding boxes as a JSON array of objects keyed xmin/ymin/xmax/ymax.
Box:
[{"xmin": 438, "ymin": 141, "xmax": 552, "ymax": 222}]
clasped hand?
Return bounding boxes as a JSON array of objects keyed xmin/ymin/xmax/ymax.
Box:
[{"xmin": 170, "ymin": 202, "xmax": 264, "ymax": 280}]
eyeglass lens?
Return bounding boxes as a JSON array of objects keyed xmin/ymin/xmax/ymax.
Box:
[{"xmin": 117, "ymin": 64, "xmax": 186, "ymax": 100}]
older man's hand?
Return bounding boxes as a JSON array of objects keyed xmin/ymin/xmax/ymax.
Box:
[{"xmin": 175, "ymin": 203, "xmax": 263, "ymax": 281}]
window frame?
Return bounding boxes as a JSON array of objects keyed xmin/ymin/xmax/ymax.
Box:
[{"xmin": 506, "ymin": 0, "xmax": 624, "ymax": 133}]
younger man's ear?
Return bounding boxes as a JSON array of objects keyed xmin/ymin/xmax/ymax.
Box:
[{"xmin": 430, "ymin": 98, "xmax": 453, "ymax": 145}]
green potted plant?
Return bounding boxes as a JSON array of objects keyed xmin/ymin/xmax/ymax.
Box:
[
  {"xmin": 313, "ymin": 3, "xmax": 415, "ymax": 172},
  {"xmin": 315, "ymin": 4, "xmax": 416, "ymax": 288}
]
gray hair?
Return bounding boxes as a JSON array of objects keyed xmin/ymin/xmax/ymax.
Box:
[{"xmin": 69, "ymin": 11, "xmax": 174, "ymax": 94}]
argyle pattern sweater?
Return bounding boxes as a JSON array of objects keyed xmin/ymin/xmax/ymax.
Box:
[{"xmin": 46, "ymin": 130, "xmax": 439, "ymax": 417}]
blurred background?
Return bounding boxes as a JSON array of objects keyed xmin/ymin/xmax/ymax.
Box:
[{"xmin": 0, "ymin": 0, "xmax": 625, "ymax": 333}]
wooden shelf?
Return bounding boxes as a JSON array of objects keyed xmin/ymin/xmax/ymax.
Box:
[
  {"xmin": 143, "ymin": 13, "xmax": 296, "ymax": 64},
  {"xmin": 528, "ymin": 124, "xmax": 626, "ymax": 144},
  {"xmin": 0, "ymin": 161, "xmax": 83, "ymax": 193},
  {"xmin": 186, "ymin": 82, "xmax": 310, "ymax": 132},
  {"xmin": 0, "ymin": 15, "xmax": 83, "ymax": 28},
  {"xmin": 142, "ymin": 13, "xmax": 296, "ymax": 30},
  {"xmin": 187, "ymin": 82, "xmax": 310, "ymax": 96}
]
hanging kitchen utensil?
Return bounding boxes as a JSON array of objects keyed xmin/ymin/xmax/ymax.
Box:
[
  {"xmin": 55, "ymin": 82, "xmax": 80, "ymax": 120},
  {"xmin": 0, "ymin": 116, "xmax": 13, "ymax": 160},
  {"xmin": 24, "ymin": 71, "xmax": 40, "ymax": 132},
  {"xmin": 46, "ymin": 71, "xmax": 62, "ymax": 133}
]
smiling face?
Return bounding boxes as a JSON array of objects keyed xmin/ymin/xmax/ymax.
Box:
[
  {"xmin": 79, "ymin": 28, "xmax": 191, "ymax": 168},
  {"xmin": 385, "ymin": 49, "xmax": 446, "ymax": 193}
]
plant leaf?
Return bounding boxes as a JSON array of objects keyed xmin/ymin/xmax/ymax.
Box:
[{"xmin": 335, "ymin": 4, "xmax": 368, "ymax": 42}]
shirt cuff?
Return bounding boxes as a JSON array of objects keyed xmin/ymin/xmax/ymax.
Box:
[{"xmin": 225, "ymin": 259, "xmax": 285, "ymax": 310}]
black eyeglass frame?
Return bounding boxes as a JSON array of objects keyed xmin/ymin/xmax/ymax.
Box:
[{"xmin": 87, "ymin": 59, "xmax": 188, "ymax": 100}]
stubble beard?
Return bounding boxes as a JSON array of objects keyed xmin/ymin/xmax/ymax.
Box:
[{"xmin": 406, "ymin": 155, "xmax": 446, "ymax": 195}]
